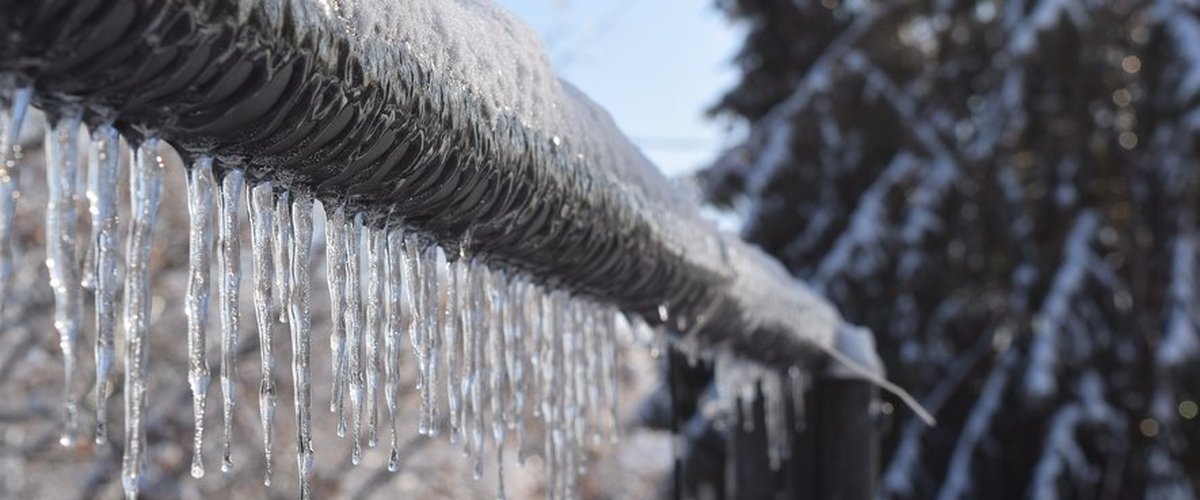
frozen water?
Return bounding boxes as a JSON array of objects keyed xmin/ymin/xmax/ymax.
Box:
[
  {"xmin": 0, "ymin": 87, "xmax": 30, "ymax": 315},
  {"xmin": 44, "ymin": 111, "xmax": 84, "ymax": 447},
  {"xmin": 345, "ymin": 213, "xmax": 365, "ymax": 463},
  {"xmin": 87, "ymin": 123, "xmax": 120, "ymax": 444},
  {"xmin": 218, "ymin": 167, "xmax": 245, "ymax": 472},
  {"xmin": 184, "ymin": 157, "xmax": 216, "ymax": 478},
  {"xmin": 248, "ymin": 181, "xmax": 278, "ymax": 485},
  {"xmin": 121, "ymin": 137, "xmax": 165, "ymax": 500},
  {"xmin": 323, "ymin": 203, "xmax": 348, "ymax": 423},
  {"xmin": 287, "ymin": 192, "xmax": 315, "ymax": 499},
  {"xmin": 365, "ymin": 224, "xmax": 385, "ymax": 448}
]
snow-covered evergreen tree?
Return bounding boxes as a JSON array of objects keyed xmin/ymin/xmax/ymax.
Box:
[{"xmin": 704, "ymin": 0, "xmax": 1200, "ymax": 497}]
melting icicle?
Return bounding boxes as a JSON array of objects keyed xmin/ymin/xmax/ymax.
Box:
[
  {"xmin": 601, "ymin": 305, "xmax": 620, "ymax": 442},
  {"xmin": 217, "ymin": 168, "xmax": 245, "ymax": 473},
  {"xmin": 121, "ymin": 137, "xmax": 165, "ymax": 500},
  {"xmin": 288, "ymin": 192, "xmax": 316, "ymax": 499},
  {"xmin": 184, "ymin": 157, "xmax": 216, "ymax": 478},
  {"xmin": 345, "ymin": 213, "xmax": 366, "ymax": 463},
  {"xmin": 248, "ymin": 182, "xmax": 277, "ymax": 485},
  {"xmin": 274, "ymin": 190, "xmax": 292, "ymax": 323},
  {"xmin": 445, "ymin": 253, "xmax": 463, "ymax": 444},
  {"xmin": 761, "ymin": 371, "xmax": 789, "ymax": 470},
  {"xmin": 44, "ymin": 111, "xmax": 84, "ymax": 447},
  {"xmin": 462, "ymin": 259, "xmax": 482, "ymax": 460},
  {"xmin": 324, "ymin": 204, "xmax": 348, "ymax": 422},
  {"xmin": 489, "ymin": 269, "xmax": 510, "ymax": 499},
  {"xmin": 402, "ymin": 233, "xmax": 428, "ymax": 435},
  {"xmin": 423, "ymin": 245, "xmax": 444, "ymax": 437},
  {"xmin": 88, "ymin": 123, "xmax": 120, "ymax": 444},
  {"xmin": 365, "ymin": 224, "xmax": 385, "ymax": 448},
  {"xmin": 0, "ymin": 87, "xmax": 30, "ymax": 315},
  {"xmin": 469, "ymin": 264, "xmax": 489, "ymax": 479},
  {"xmin": 385, "ymin": 229, "xmax": 404, "ymax": 471}
]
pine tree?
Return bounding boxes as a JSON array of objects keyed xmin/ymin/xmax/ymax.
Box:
[{"xmin": 704, "ymin": 0, "xmax": 1200, "ymax": 497}]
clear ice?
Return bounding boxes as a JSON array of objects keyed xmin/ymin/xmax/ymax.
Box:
[
  {"xmin": 248, "ymin": 181, "xmax": 278, "ymax": 485},
  {"xmin": 218, "ymin": 168, "xmax": 245, "ymax": 472},
  {"xmin": 121, "ymin": 137, "xmax": 165, "ymax": 500},
  {"xmin": 184, "ymin": 157, "xmax": 216, "ymax": 478},
  {"xmin": 44, "ymin": 111, "xmax": 84, "ymax": 447},
  {"xmin": 88, "ymin": 123, "xmax": 120, "ymax": 444}
]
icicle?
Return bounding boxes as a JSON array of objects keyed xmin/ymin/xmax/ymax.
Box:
[
  {"xmin": 445, "ymin": 253, "xmax": 463, "ymax": 444},
  {"xmin": 539, "ymin": 290, "xmax": 558, "ymax": 496},
  {"xmin": 489, "ymin": 269, "xmax": 510, "ymax": 499},
  {"xmin": 423, "ymin": 245, "xmax": 444, "ymax": 437},
  {"xmin": 121, "ymin": 137, "xmax": 165, "ymax": 500},
  {"xmin": 401, "ymin": 233, "xmax": 426, "ymax": 434},
  {"xmin": 787, "ymin": 367, "xmax": 809, "ymax": 432},
  {"xmin": 469, "ymin": 264, "xmax": 489, "ymax": 479},
  {"xmin": 217, "ymin": 168, "xmax": 245, "ymax": 473},
  {"xmin": 461, "ymin": 259, "xmax": 481, "ymax": 459},
  {"xmin": 273, "ymin": 190, "xmax": 292, "ymax": 323},
  {"xmin": 345, "ymin": 213, "xmax": 365, "ymax": 463},
  {"xmin": 505, "ymin": 278, "xmax": 527, "ymax": 452},
  {"xmin": 248, "ymin": 182, "xmax": 277, "ymax": 486},
  {"xmin": 601, "ymin": 305, "xmax": 620, "ymax": 442},
  {"xmin": 324, "ymin": 204, "xmax": 348, "ymax": 423},
  {"xmin": 287, "ymin": 192, "xmax": 315, "ymax": 499},
  {"xmin": 88, "ymin": 123, "xmax": 120, "ymax": 445},
  {"xmin": 44, "ymin": 111, "xmax": 84, "ymax": 447},
  {"xmin": 385, "ymin": 228, "xmax": 404, "ymax": 471},
  {"xmin": 184, "ymin": 157, "xmax": 216, "ymax": 478},
  {"xmin": 0, "ymin": 87, "xmax": 30, "ymax": 315},
  {"xmin": 365, "ymin": 224, "xmax": 385, "ymax": 448},
  {"xmin": 761, "ymin": 371, "xmax": 790, "ymax": 470}
]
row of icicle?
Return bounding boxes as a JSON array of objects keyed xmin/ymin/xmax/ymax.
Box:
[
  {"xmin": 0, "ymin": 90, "xmax": 636, "ymax": 500},
  {"xmin": 0, "ymin": 87, "xmax": 811, "ymax": 500}
]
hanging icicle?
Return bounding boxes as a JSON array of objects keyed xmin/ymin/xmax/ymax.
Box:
[
  {"xmin": 44, "ymin": 111, "xmax": 84, "ymax": 447},
  {"xmin": 184, "ymin": 157, "xmax": 216, "ymax": 478},
  {"xmin": 274, "ymin": 189, "xmax": 292, "ymax": 323},
  {"xmin": 385, "ymin": 228, "xmax": 404, "ymax": 471},
  {"xmin": 88, "ymin": 123, "xmax": 120, "ymax": 445},
  {"xmin": 121, "ymin": 136, "xmax": 165, "ymax": 500},
  {"xmin": 287, "ymin": 191, "xmax": 315, "ymax": 499},
  {"xmin": 445, "ymin": 251, "xmax": 463, "ymax": 444},
  {"xmin": 217, "ymin": 167, "xmax": 245, "ymax": 472},
  {"xmin": 0, "ymin": 87, "xmax": 30, "ymax": 315},
  {"xmin": 324, "ymin": 203, "xmax": 349, "ymax": 427},
  {"xmin": 365, "ymin": 224, "xmax": 385, "ymax": 448},
  {"xmin": 345, "ymin": 213, "xmax": 366, "ymax": 463},
  {"xmin": 248, "ymin": 181, "xmax": 277, "ymax": 486}
]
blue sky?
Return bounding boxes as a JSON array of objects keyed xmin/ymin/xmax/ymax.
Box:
[{"xmin": 494, "ymin": 1, "xmax": 744, "ymax": 176}]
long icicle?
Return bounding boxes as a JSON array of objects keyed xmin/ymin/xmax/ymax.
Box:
[
  {"xmin": 0, "ymin": 87, "xmax": 30, "ymax": 315},
  {"xmin": 365, "ymin": 224, "xmax": 384, "ymax": 448},
  {"xmin": 248, "ymin": 182, "xmax": 277, "ymax": 485},
  {"xmin": 88, "ymin": 123, "xmax": 120, "ymax": 445},
  {"xmin": 44, "ymin": 110, "xmax": 84, "ymax": 447},
  {"xmin": 121, "ymin": 136, "xmax": 165, "ymax": 500},
  {"xmin": 274, "ymin": 189, "xmax": 292, "ymax": 323},
  {"xmin": 324, "ymin": 203, "xmax": 348, "ymax": 425},
  {"xmin": 423, "ymin": 245, "xmax": 443, "ymax": 437},
  {"xmin": 345, "ymin": 213, "xmax": 366, "ymax": 463},
  {"xmin": 217, "ymin": 167, "xmax": 245, "ymax": 472},
  {"xmin": 489, "ymin": 269, "xmax": 510, "ymax": 500},
  {"xmin": 404, "ymin": 234, "xmax": 427, "ymax": 435},
  {"xmin": 184, "ymin": 157, "xmax": 216, "ymax": 478},
  {"xmin": 445, "ymin": 252, "xmax": 463, "ymax": 444},
  {"xmin": 288, "ymin": 191, "xmax": 315, "ymax": 499},
  {"xmin": 385, "ymin": 228, "xmax": 404, "ymax": 471}
]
